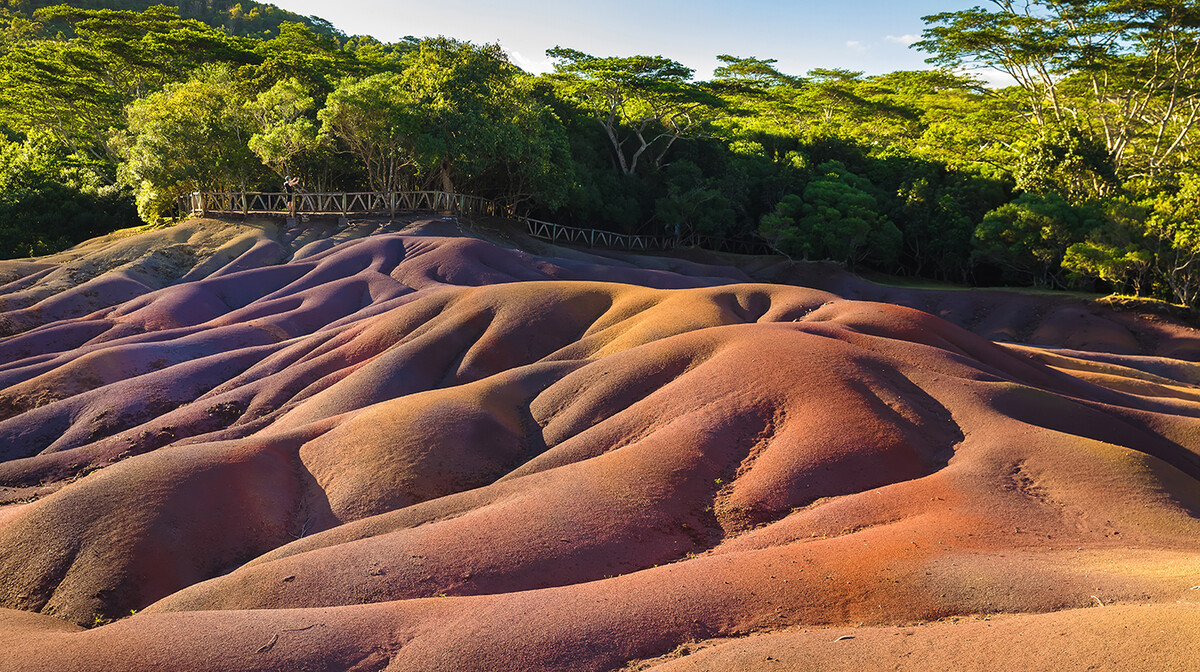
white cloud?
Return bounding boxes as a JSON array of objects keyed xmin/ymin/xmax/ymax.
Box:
[
  {"xmin": 958, "ymin": 67, "xmax": 1019, "ymax": 89},
  {"xmin": 885, "ymin": 34, "xmax": 920, "ymax": 46},
  {"xmin": 508, "ymin": 49, "xmax": 554, "ymax": 75},
  {"xmin": 845, "ymin": 41, "xmax": 868, "ymax": 52}
]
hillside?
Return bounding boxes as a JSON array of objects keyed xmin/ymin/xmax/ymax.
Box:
[
  {"xmin": 8, "ymin": 0, "xmax": 343, "ymax": 37},
  {"xmin": 0, "ymin": 216, "xmax": 1198, "ymax": 670}
]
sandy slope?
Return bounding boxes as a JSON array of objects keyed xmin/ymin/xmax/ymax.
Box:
[{"xmin": 0, "ymin": 216, "xmax": 1197, "ymax": 671}]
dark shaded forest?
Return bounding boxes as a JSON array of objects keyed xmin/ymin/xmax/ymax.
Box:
[{"xmin": 1, "ymin": 1, "xmax": 1198, "ymax": 308}]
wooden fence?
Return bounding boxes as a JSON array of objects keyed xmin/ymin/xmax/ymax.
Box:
[
  {"xmin": 677, "ymin": 232, "xmax": 777, "ymax": 256},
  {"xmin": 519, "ymin": 217, "xmax": 674, "ymax": 251},
  {"xmin": 183, "ymin": 190, "xmax": 507, "ymax": 218},
  {"xmin": 183, "ymin": 190, "xmax": 775, "ymax": 256}
]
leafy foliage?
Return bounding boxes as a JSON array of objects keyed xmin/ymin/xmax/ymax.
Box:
[
  {"xmin": 12, "ymin": 0, "xmax": 343, "ymax": 39},
  {"xmin": 759, "ymin": 160, "xmax": 901, "ymax": 268},
  {"xmin": 0, "ymin": 5, "xmax": 255, "ymax": 164},
  {"xmin": 318, "ymin": 39, "xmax": 572, "ymax": 208},
  {"xmin": 117, "ymin": 64, "xmax": 262, "ymax": 221},
  {"xmin": 0, "ymin": 0, "xmax": 1198, "ymax": 314},
  {"xmin": 654, "ymin": 159, "xmax": 735, "ymax": 238},
  {"xmin": 246, "ymin": 77, "xmax": 319, "ymax": 179},
  {"xmin": 0, "ymin": 133, "xmax": 137, "ymax": 258},
  {"xmin": 973, "ymin": 192, "xmax": 1103, "ymax": 288},
  {"xmin": 547, "ymin": 47, "xmax": 723, "ymax": 175},
  {"xmin": 317, "ymin": 71, "xmax": 420, "ymax": 195},
  {"xmin": 917, "ymin": 0, "xmax": 1200, "ymax": 184},
  {"xmin": 1143, "ymin": 175, "xmax": 1200, "ymax": 306}
]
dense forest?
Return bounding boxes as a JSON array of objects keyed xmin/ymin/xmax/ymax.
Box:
[
  {"xmin": 4, "ymin": 0, "xmax": 342, "ymax": 37},
  {"xmin": 1, "ymin": 1, "xmax": 1199, "ymax": 308}
]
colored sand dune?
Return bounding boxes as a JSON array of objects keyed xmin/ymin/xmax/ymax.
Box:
[{"xmin": 1, "ymin": 217, "xmax": 1198, "ymax": 671}]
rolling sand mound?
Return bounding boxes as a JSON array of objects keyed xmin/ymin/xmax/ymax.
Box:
[{"xmin": 0, "ymin": 217, "xmax": 1198, "ymax": 671}]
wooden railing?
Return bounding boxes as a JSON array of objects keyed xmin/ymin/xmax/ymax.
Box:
[
  {"xmin": 182, "ymin": 190, "xmax": 776, "ymax": 256},
  {"xmin": 183, "ymin": 190, "xmax": 508, "ymax": 218},
  {"xmin": 677, "ymin": 232, "xmax": 777, "ymax": 256},
  {"xmin": 518, "ymin": 216, "xmax": 674, "ymax": 251}
]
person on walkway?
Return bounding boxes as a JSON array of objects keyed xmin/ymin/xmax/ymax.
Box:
[{"xmin": 284, "ymin": 175, "xmax": 301, "ymax": 217}]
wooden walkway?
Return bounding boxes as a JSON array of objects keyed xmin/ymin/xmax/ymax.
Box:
[
  {"xmin": 184, "ymin": 190, "xmax": 506, "ymax": 219},
  {"xmin": 183, "ymin": 190, "xmax": 774, "ymax": 256}
]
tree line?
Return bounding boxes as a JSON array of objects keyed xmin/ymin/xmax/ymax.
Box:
[{"xmin": 1, "ymin": 1, "xmax": 1199, "ymax": 309}]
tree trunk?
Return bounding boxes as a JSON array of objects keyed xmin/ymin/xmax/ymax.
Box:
[{"xmin": 440, "ymin": 158, "xmax": 455, "ymax": 194}]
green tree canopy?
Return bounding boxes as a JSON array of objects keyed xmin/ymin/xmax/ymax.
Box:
[
  {"xmin": 10, "ymin": 0, "xmax": 343, "ymax": 39},
  {"xmin": 1144, "ymin": 174, "xmax": 1200, "ymax": 306},
  {"xmin": 973, "ymin": 191, "xmax": 1103, "ymax": 287},
  {"xmin": 246, "ymin": 77, "xmax": 319, "ymax": 180},
  {"xmin": 759, "ymin": 160, "xmax": 900, "ymax": 267},
  {"xmin": 546, "ymin": 47, "xmax": 724, "ymax": 175},
  {"xmin": 0, "ymin": 131, "xmax": 137, "ymax": 258},
  {"xmin": 317, "ymin": 71, "xmax": 420, "ymax": 194},
  {"xmin": 0, "ymin": 5, "xmax": 254, "ymax": 166},
  {"xmin": 917, "ymin": 0, "xmax": 1200, "ymax": 184},
  {"xmin": 654, "ymin": 159, "xmax": 735, "ymax": 238},
  {"xmin": 319, "ymin": 39, "xmax": 572, "ymax": 207},
  {"xmin": 116, "ymin": 63, "xmax": 261, "ymax": 221}
]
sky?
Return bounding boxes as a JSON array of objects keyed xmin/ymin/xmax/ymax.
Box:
[{"xmin": 267, "ymin": 0, "xmax": 1006, "ymax": 84}]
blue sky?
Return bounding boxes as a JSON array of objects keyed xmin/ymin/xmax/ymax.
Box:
[{"xmin": 269, "ymin": 0, "xmax": 991, "ymax": 81}]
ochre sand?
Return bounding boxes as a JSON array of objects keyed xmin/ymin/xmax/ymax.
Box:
[{"xmin": 0, "ymin": 218, "xmax": 1198, "ymax": 671}]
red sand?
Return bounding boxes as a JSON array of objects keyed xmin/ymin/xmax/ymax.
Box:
[{"xmin": 0, "ymin": 217, "xmax": 1198, "ymax": 671}]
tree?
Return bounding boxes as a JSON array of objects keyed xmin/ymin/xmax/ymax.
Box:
[
  {"xmin": 319, "ymin": 39, "xmax": 572, "ymax": 209},
  {"xmin": 916, "ymin": 2, "xmax": 1071, "ymax": 128},
  {"xmin": 245, "ymin": 21, "xmax": 361, "ymax": 97},
  {"xmin": 654, "ymin": 159, "xmax": 734, "ymax": 238},
  {"xmin": 546, "ymin": 47, "xmax": 723, "ymax": 175},
  {"xmin": 316, "ymin": 72, "xmax": 418, "ymax": 194},
  {"xmin": 395, "ymin": 38, "xmax": 571, "ymax": 205},
  {"xmin": 0, "ymin": 5, "xmax": 254, "ymax": 167},
  {"xmin": 759, "ymin": 160, "xmax": 900, "ymax": 268},
  {"xmin": 1058, "ymin": 2, "xmax": 1200, "ymax": 180},
  {"xmin": 711, "ymin": 54, "xmax": 802, "ymax": 91},
  {"xmin": 892, "ymin": 173, "xmax": 980, "ymax": 281},
  {"xmin": 116, "ymin": 64, "xmax": 261, "ymax": 221},
  {"xmin": 11, "ymin": 0, "xmax": 345, "ymax": 40},
  {"xmin": 1063, "ymin": 240, "xmax": 1153, "ymax": 294},
  {"xmin": 0, "ymin": 132, "xmax": 137, "ymax": 259},
  {"xmin": 0, "ymin": 8, "xmax": 41, "ymax": 54},
  {"xmin": 973, "ymin": 191, "xmax": 1102, "ymax": 287},
  {"xmin": 246, "ymin": 77, "xmax": 319, "ymax": 180},
  {"xmin": 917, "ymin": 1, "xmax": 1200, "ymax": 183},
  {"xmin": 1144, "ymin": 174, "xmax": 1200, "ymax": 306},
  {"xmin": 1014, "ymin": 126, "xmax": 1118, "ymax": 200}
]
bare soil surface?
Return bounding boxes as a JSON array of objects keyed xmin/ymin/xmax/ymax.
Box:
[{"xmin": 0, "ymin": 215, "xmax": 1197, "ymax": 671}]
